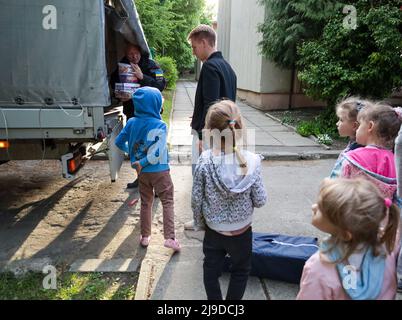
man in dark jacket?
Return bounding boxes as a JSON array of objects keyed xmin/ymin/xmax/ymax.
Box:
[
  {"xmin": 185, "ymin": 24, "xmax": 237, "ymax": 230},
  {"xmin": 188, "ymin": 25, "xmax": 237, "ymax": 141},
  {"xmin": 111, "ymin": 43, "xmax": 166, "ymax": 188}
]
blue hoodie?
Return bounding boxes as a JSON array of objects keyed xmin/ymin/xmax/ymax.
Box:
[{"xmin": 115, "ymin": 87, "xmax": 169, "ymax": 173}]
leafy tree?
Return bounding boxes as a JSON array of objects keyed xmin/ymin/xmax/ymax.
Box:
[
  {"xmin": 135, "ymin": 0, "xmax": 174, "ymax": 55},
  {"xmin": 136, "ymin": 0, "xmax": 209, "ymax": 72},
  {"xmin": 257, "ymin": 0, "xmax": 341, "ymax": 69},
  {"xmin": 165, "ymin": 0, "xmax": 207, "ymax": 71},
  {"xmin": 297, "ymin": 2, "xmax": 402, "ymax": 106},
  {"xmin": 200, "ymin": 2, "xmax": 213, "ymax": 25}
]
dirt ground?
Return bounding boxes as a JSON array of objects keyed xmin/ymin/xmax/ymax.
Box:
[{"xmin": 0, "ymin": 159, "xmax": 152, "ymax": 267}]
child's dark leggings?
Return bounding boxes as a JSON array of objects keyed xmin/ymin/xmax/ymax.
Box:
[{"xmin": 203, "ymin": 225, "xmax": 252, "ymax": 300}]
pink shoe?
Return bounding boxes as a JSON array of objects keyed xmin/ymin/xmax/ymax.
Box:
[
  {"xmin": 140, "ymin": 235, "xmax": 151, "ymax": 247},
  {"xmin": 164, "ymin": 238, "xmax": 181, "ymax": 252}
]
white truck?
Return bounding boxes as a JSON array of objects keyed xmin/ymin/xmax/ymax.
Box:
[{"xmin": 0, "ymin": 0, "xmax": 149, "ymax": 181}]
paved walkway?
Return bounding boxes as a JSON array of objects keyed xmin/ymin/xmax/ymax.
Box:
[{"xmin": 168, "ymin": 80, "xmax": 341, "ymax": 160}]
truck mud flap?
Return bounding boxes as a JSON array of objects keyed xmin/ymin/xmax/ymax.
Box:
[{"xmin": 106, "ymin": 117, "xmax": 125, "ymax": 182}]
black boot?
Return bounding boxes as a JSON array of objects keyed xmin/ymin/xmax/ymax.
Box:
[{"xmin": 127, "ymin": 178, "xmax": 139, "ymax": 189}]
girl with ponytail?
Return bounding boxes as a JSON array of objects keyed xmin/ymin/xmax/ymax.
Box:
[{"xmin": 191, "ymin": 100, "xmax": 267, "ymax": 300}]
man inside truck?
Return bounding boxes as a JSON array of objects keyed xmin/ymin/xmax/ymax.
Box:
[{"xmin": 111, "ymin": 43, "xmax": 166, "ymax": 189}]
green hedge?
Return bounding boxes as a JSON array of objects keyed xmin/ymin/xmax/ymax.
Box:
[{"xmin": 156, "ymin": 56, "xmax": 178, "ymax": 90}]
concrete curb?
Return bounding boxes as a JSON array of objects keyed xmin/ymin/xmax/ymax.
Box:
[
  {"xmin": 260, "ymin": 150, "xmax": 341, "ymax": 161},
  {"xmin": 69, "ymin": 259, "xmax": 140, "ymax": 272},
  {"xmin": 167, "ymin": 87, "xmax": 177, "ymax": 144},
  {"xmin": 134, "ymin": 247, "xmax": 175, "ymax": 300},
  {"xmin": 92, "ymin": 149, "xmax": 343, "ymax": 162},
  {"xmin": 264, "ymin": 112, "xmax": 297, "ymax": 132},
  {"xmin": 134, "ymin": 258, "xmax": 153, "ymax": 300},
  {"xmin": 166, "ymin": 150, "xmax": 342, "ymax": 162},
  {"xmin": 134, "ymin": 223, "xmax": 176, "ymax": 300},
  {"xmin": 0, "ymin": 258, "xmax": 53, "ymax": 275}
]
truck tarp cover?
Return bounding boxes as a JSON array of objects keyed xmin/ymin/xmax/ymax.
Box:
[{"xmin": 0, "ymin": 0, "xmax": 110, "ymax": 107}]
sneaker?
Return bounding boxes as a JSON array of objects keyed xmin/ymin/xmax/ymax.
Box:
[
  {"xmin": 127, "ymin": 179, "xmax": 139, "ymax": 189},
  {"xmin": 164, "ymin": 238, "xmax": 181, "ymax": 252},
  {"xmin": 140, "ymin": 235, "xmax": 151, "ymax": 247},
  {"xmin": 397, "ymin": 280, "xmax": 402, "ymax": 293},
  {"xmin": 184, "ymin": 219, "xmax": 196, "ymax": 230},
  {"xmin": 184, "ymin": 219, "xmax": 204, "ymax": 231}
]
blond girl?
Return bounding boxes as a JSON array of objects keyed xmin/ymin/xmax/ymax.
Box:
[
  {"xmin": 297, "ymin": 178, "xmax": 400, "ymax": 300},
  {"xmin": 191, "ymin": 100, "xmax": 267, "ymax": 300}
]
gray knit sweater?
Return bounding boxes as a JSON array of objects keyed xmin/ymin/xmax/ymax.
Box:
[{"xmin": 191, "ymin": 149, "xmax": 267, "ymax": 232}]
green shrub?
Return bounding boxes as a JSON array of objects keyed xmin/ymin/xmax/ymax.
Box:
[
  {"xmin": 156, "ymin": 56, "xmax": 178, "ymax": 89},
  {"xmin": 296, "ymin": 106, "xmax": 339, "ymax": 139},
  {"xmin": 296, "ymin": 121, "xmax": 317, "ymax": 137},
  {"xmin": 297, "ymin": 2, "xmax": 402, "ymax": 106}
]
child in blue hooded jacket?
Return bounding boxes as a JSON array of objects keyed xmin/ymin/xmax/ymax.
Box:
[{"xmin": 115, "ymin": 86, "xmax": 180, "ymax": 251}]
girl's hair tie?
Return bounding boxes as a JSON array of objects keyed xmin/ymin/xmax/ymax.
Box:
[
  {"xmin": 355, "ymin": 101, "xmax": 365, "ymax": 112},
  {"xmin": 384, "ymin": 198, "xmax": 392, "ymax": 208},
  {"xmin": 394, "ymin": 107, "xmax": 402, "ymax": 120},
  {"xmin": 228, "ymin": 120, "xmax": 236, "ymax": 125}
]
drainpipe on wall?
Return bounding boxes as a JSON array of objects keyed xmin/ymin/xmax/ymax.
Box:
[{"xmin": 288, "ymin": 65, "xmax": 295, "ymax": 110}]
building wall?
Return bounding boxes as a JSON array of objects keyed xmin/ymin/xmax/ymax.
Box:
[
  {"xmin": 217, "ymin": 0, "xmax": 320, "ymax": 109},
  {"xmin": 227, "ymin": 0, "xmax": 263, "ymax": 93},
  {"xmin": 216, "ymin": 0, "xmax": 231, "ymax": 61},
  {"xmin": 218, "ymin": 0, "xmax": 295, "ymax": 97},
  {"xmin": 260, "ymin": 59, "xmax": 291, "ymax": 93}
]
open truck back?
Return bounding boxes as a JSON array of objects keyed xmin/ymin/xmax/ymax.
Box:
[{"xmin": 0, "ymin": 0, "xmax": 149, "ymax": 181}]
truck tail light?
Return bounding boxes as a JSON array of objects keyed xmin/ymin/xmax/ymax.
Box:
[
  {"xmin": 67, "ymin": 152, "xmax": 83, "ymax": 175},
  {"xmin": 61, "ymin": 150, "xmax": 85, "ymax": 179},
  {"xmin": 0, "ymin": 140, "xmax": 10, "ymax": 149}
]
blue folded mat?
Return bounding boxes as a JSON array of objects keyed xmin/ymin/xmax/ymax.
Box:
[{"xmin": 224, "ymin": 233, "xmax": 319, "ymax": 284}]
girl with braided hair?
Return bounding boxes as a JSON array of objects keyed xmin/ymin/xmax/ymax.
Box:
[{"xmin": 191, "ymin": 100, "xmax": 267, "ymax": 300}]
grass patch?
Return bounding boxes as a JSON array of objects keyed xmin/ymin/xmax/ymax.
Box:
[
  {"xmin": 268, "ymin": 108, "xmax": 324, "ymax": 127},
  {"xmin": 267, "ymin": 108, "xmax": 348, "ymax": 149},
  {"xmin": 0, "ymin": 271, "xmax": 138, "ymax": 300},
  {"xmin": 162, "ymin": 89, "xmax": 174, "ymax": 128}
]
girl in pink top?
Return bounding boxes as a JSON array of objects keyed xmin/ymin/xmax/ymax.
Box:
[
  {"xmin": 331, "ymin": 101, "xmax": 402, "ymax": 199},
  {"xmin": 297, "ymin": 178, "xmax": 400, "ymax": 300}
]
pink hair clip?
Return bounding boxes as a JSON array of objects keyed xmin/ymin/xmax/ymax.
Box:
[
  {"xmin": 394, "ymin": 107, "xmax": 402, "ymax": 120},
  {"xmin": 384, "ymin": 198, "xmax": 392, "ymax": 208}
]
